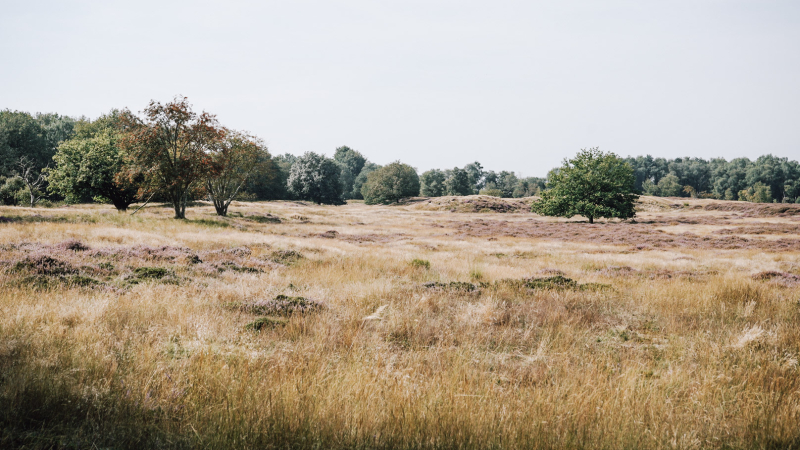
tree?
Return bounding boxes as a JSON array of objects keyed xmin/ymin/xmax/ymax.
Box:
[
  {"xmin": 17, "ymin": 156, "xmax": 47, "ymax": 207},
  {"xmin": 0, "ymin": 110, "xmax": 47, "ymax": 177},
  {"xmin": 287, "ymin": 152, "xmax": 344, "ymax": 204},
  {"xmin": 206, "ymin": 131, "xmax": 273, "ymax": 216},
  {"xmin": 656, "ymin": 173, "xmax": 682, "ymax": 197},
  {"xmin": 361, "ymin": 161, "xmax": 419, "ymax": 205},
  {"xmin": 532, "ymin": 148, "xmax": 638, "ymax": 224},
  {"xmin": 420, "ymin": 169, "xmax": 446, "ymax": 197},
  {"xmin": 120, "ymin": 97, "xmax": 224, "ymax": 219},
  {"xmin": 352, "ymin": 162, "xmax": 380, "ymax": 199},
  {"xmin": 463, "ymin": 161, "xmax": 484, "ymax": 193},
  {"xmin": 445, "ymin": 167, "xmax": 472, "ymax": 196},
  {"xmin": 47, "ymin": 112, "xmax": 140, "ymax": 211},
  {"xmin": 333, "ymin": 146, "xmax": 366, "ymax": 199},
  {"xmin": 738, "ymin": 182, "xmax": 772, "ymax": 203}
]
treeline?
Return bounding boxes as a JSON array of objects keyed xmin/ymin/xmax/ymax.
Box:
[
  {"xmin": 2, "ymin": 98, "xmax": 800, "ymax": 215},
  {"xmin": 625, "ymin": 155, "xmax": 800, "ymax": 203},
  {"xmin": 0, "ymin": 99, "xmax": 547, "ymax": 214}
]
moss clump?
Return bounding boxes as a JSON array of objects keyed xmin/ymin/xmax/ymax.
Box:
[
  {"xmin": 422, "ymin": 281, "xmax": 478, "ymax": 292},
  {"xmin": 133, "ymin": 267, "xmax": 171, "ymax": 279},
  {"xmin": 245, "ymin": 317, "xmax": 288, "ymax": 331},
  {"xmin": 410, "ymin": 259, "xmax": 430, "ymax": 269},
  {"xmin": 16, "ymin": 274, "xmax": 101, "ymax": 290},
  {"xmin": 246, "ymin": 214, "xmax": 282, "ymax": 224}
]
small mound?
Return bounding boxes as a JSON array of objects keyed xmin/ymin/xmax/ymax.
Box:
[
  {"xmin": 236, "ymin": 295, "xmax": 324, "ymax": 316},
  {"xmin": 11, "ymin": 255, "xmax": 76, "ymax": 276},
  {"xmin": 410, "ymin": 195, "xmax": 536, "ymax": 213},
  {"xmin": 752, "ymin": 271, "xmax": 800, "ymax": 287}
]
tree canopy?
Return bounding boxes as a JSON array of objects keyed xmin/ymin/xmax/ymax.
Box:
[
  {"xmin": 532, "ymin": 148, "xmax": 638, "ymax": 224},
  {"xmin": 120, "ymin": 97, "xmax": 224, "ymax": 219},
  {"xmin": 287, "ymin": 152, "xmax": 344, "ymax": 204},
  {"xmin": 361, "ymin": 162, "xmax": 419, "ymax": 205}
]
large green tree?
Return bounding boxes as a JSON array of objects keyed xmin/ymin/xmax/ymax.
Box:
[
  {"xmin": 0, "ymin": 110, "xmax": 48, "ymax": 177},
  {"xmin": 445, "ymin": 167, "xmax": 472, "ymax": 196},
  {"xmin": 333, "ymin": 146, "xmax": 366, "ymax": 199},
  {"xmin": 361, "ymin": 161, "xmax": 419, "ymax": 205},
  {"xmin": 287, "ymin": 152, "xmax": 344, "ymax": 204},
  {"xmin": 47, "ymin": 112, "xmax": 140, "ymax": 210},
  {"xmin": 420, "ymin": 169, "xmax": 446, "ymax": 197},
  {"xmin": 532, "ymin": 148, "xmax": 638, "ymax": 224}
]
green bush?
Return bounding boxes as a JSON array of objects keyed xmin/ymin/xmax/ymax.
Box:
[
  {"xmin": 362, "ymin": 161, "xmax": 420, "ymax": 205},
  {"xmin": 478, "ymin": 188, "xmax": 503, "ymax": 197},
  {"xmin": 410, "ymin": 258, "xmax": 430, "ymax": 269}
]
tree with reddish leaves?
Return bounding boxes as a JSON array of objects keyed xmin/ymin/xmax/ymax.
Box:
[
  {"xmin": 206, "ymin": 131, "xmax": 274, "ymax": 216},
  {"xmin": 120, "ymin": 97, "xmax": 224, "ymax": 219}
]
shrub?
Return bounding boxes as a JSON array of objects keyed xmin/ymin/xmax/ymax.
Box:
[
  {"xmin": 479, "ymin": 188, "xmax": 503, "ymax": 197},
  {"xmin": 361, "ymin": 162, "xmax": 420, "ymax": 205},
  {"xmin": 270, "ymin": 250, "xmax": 304, "ymax": 265},
  {"xmin": 410, "ymin": 258, "xmax": 430, "ymax": 269},
  {"xmin": 245, "ymin": 317, "xmax": 288, "ymax": 331}
]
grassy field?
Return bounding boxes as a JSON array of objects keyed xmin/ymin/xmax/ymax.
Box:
[{"xmin": 1, "ymin": 196, "xmax": 799, "ymax": 449}]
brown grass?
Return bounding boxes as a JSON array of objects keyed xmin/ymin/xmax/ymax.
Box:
[{"xmin": 1, "ymin": 200, "xmax": 799, "ymax": 449}]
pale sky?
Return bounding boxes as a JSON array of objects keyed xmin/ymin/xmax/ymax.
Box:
[{"xmin": 2, "ymin": 0, "xmax": 798, "ymax": 176}]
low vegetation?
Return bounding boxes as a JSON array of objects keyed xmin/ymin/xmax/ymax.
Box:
[{"xmin": 1, "ymin": 198, "xmax": 798, "ymax": 449}]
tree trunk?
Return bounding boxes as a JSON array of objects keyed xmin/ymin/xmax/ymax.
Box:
[
  {"xmin": 588, "ymin": 216, "xmax": 594, "ymax": 224},
  {"xmin": 214, "ymin": 203, "xmax": 228, "ymax": 216}
]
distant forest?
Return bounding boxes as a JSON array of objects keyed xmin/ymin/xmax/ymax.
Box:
[{"xmin": 1, "ymin": 108, "xmax": 799, "ymax": 206}]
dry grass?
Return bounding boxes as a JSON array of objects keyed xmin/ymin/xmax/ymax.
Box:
[{"xmin": 1, "ymin": 199, "xmax": 799, "ymax": 449}]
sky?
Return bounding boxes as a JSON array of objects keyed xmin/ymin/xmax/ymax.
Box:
[{"xmin": 1, "ymin": 0, "xmax": 798, "ymax": 177}]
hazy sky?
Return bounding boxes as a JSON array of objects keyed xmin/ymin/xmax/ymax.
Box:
[{"xmin": 2, "ymin": 0, "xmax": 798, "ymax": 176}]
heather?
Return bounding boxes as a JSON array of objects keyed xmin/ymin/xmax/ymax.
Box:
[{"xmin": 1, "ymin": 197, "xmax": 799, "ymax": 449}]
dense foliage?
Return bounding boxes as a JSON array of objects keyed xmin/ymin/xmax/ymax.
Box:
[
  {"xmin": 532, "ymin": 148, "xmax": 638, "ymax": 223},
  {"xmin": 206, "ymin": 131, "xmax": 274, "ymax": 216},
  {"xmin": 626, "ymin": 155, "xmax": 800, "ymax": 202},
  {"xmin": 2, "ymin": 100, "xmax": 799, "ymax": 212},
  {"xmin": 361, "ymin": 161, "xmax": 420, "ymax": 204},
  {"xmin": 47, "ymin": 112, "xmax": 140, "ymax": 210},
  {"xmin": 287, "ymin": 152, "xmax": 344, "ymax": 204}
]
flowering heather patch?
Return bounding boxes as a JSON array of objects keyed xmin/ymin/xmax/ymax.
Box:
[
  {"xmin": 11, "ymin": 254, "xmax": 77, "ymax": 276},
  {"xmin": 56, "ymin": 239, "xmax": 90, "ymax": 251},
  {"xmin": 91, "ymin": 245, "xmax": 193, "ymax": 262},
  {"xmin": 236, "ymin": 295, "xmax": 325, "ymax": 316},
  {"xmin": 704, "ymin": 202, "xmax": 800, "ymax": 217},
  {"xmin": 714, "ymin": 223, "xmax": 800, "ymax": 235},
  {"xmin": 751, "ymin": 271, "xmax": 800, "ymax": 287},
  {"xmin": 597, "ymin": 265, "xmax": 715, "ymax": 280},
  {"xmin": 453, "ymin": 219, "xmax": 800, "ymax": 251}
]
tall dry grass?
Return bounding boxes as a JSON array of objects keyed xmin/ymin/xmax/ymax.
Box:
[{"xmin": 1, "ymin": 200, "xmax": 799, "ymax": 449}]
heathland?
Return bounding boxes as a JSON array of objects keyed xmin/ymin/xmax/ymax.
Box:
[{"xmin": 1, "ymin": 196, "xmax": 799, "ymax": 449}]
